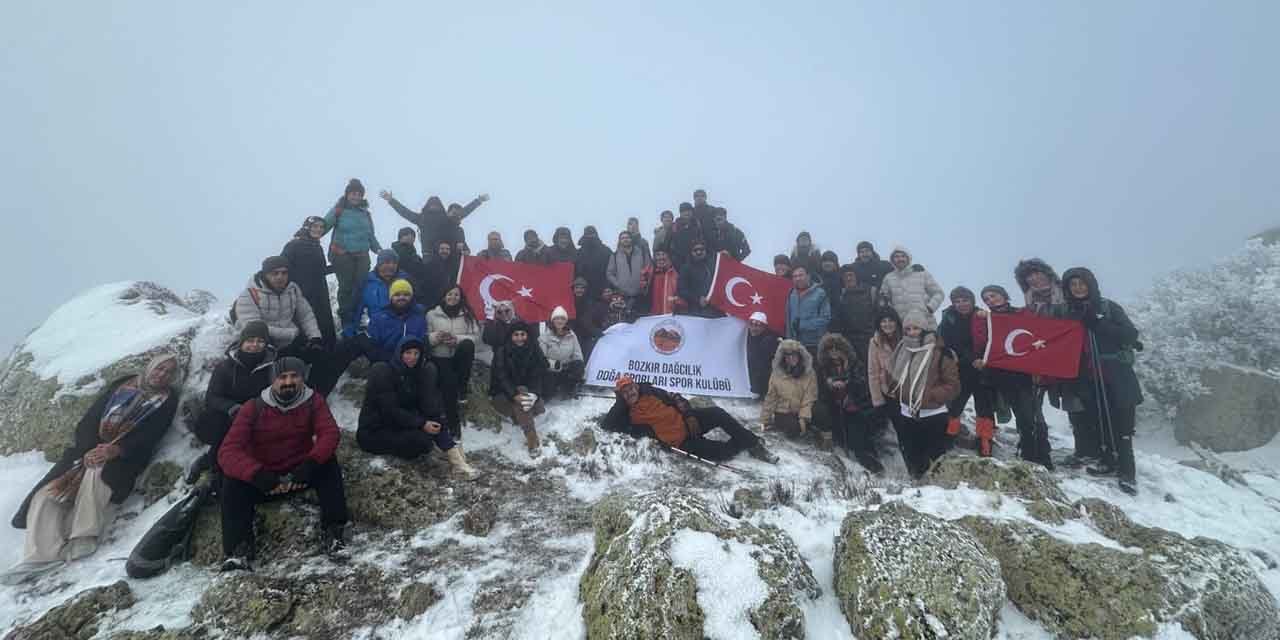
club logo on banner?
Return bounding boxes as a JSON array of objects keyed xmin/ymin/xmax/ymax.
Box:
[{"xmin": 586, "ymin": 315, "xmax": 752, "ymax": 398}]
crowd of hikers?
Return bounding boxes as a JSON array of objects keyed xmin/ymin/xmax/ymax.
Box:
[{"xmin": 2, "ymin": 179, "xmax": 1143, "ymax": 584}]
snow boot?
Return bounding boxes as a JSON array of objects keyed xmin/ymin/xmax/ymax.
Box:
[
  {"xmin": 219, "ymin": 556, "xmax": 253, "ymax": 573},
  {"xmin": 447, "ymin": 446, "xmax": 480, "ymax": 480},
  {"xmin": 816, "ymin": 430, "xmax": 834, "ymax": 451},
  {"xmin": 946, "ymin": 416, "xmax": 962, "ymax": 437},
  {"xmin": 1086, "ymin": 458, "xmax": 1118, "ymax": 477},
  {"xmin": 748, "ymin": 443, "xmax": 779, "ymax": 464},
  {"xmin": 322, "ymin": 524, "xmax": 350, "ymax": 563},
  {"xmin": 975, "ymin": 417, "xmax": 995, "ymax": 458}
]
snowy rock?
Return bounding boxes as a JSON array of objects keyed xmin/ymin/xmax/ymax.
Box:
[
  {"xmin": 1174, "ymin": 366, "xmax": 1280, "ymax": 452},
  {"xmin": 958, "ymin": 501, "xmax": 1280, "ymax": 640},
  {"xmin": 5, "ymin": 580, "xmax": 136, "ymax": 640},
  {"xmin": 580, "ymin": 490, "xmax": 820, "ymax": 640},
  {"xmin": 832, "ymin": 502, "xmax": 1005, "ymax": 639},
  {"xmin": 927, "ymin": 456, "xmax": 1077, "ymax": 524}
]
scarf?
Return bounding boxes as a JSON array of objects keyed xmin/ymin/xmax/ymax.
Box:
[
  {"xmin": 890, "ymin": 335, "xmax": 937, "ymax": 416},
  {"xmin": 442, "ymin": 301, "xmax": 465, "ymax": 318}
]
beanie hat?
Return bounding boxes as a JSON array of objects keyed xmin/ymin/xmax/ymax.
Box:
[
  {"xmin": 902, "ymin": 310, "xmax": 930, "ymax": 330},
  {"xmin": 749, "ymin": 311, "xmax": 768, "ymax": 324},
  {"xmin": 524, "ymin": 229, "xmax": 538, "ymax": 241},
  {"xmin": 821, "ymin": 251, "xmax": 840, "ymax": 265},
  {"xmin": 550, "ymin": 306, "xmax": 569, "ymax": 322},
  {"xmin": 239, "ymin": 320, "xmax": 269, "ymax": 343},
  {"xmin": 573, "ymin": 276, "xmax": 589, "ymax": 288},
  {"xmin": 398, "ymin": 226, "xmax": 416, "ymax": 240},
  {"xmin": 950, "ymin": 286, "xmax": 975, "ymax": 303},
  {"xmin": 856, "ymin": 241, "xmax": 874, "ymax": 253},
  {"xmin": 678, "ymin": 202, "xmax": 693, "ymax": 212},
  {"xmin": 376, "ymin": 249, "xmax": 400, "ymax": 267},
  {"xmin": 773, "ymin": 254, "xmax": 791, "ymax": 267},
  {"xmin": 797, "ymin": 231, "xmax": 812, "ymax": 242},
  {"xmin": 615, "ymin": 375, "xmax": 636, "ymax": 391},
  {"xmin": 271, "ymin": 356, "xmax": 309, "ymax": 382},
  {"xmin": 583, "ymin": 225, "xmax": 599, "ymax": 238},
  {"xmin": 389, "ymin": 279, "xmax": 414, "ymax": 298},
  {"xmin": 693, "ymin": 189, "xmax": 707, "ymax": 197},
  {"xmin": 261, "ymin": 256, "xmax": 290, "ymax": 273},
  {"xmin": 345, "ymin": 178, "xmax": 365, "ymax": 195},
  {"xmin": 981, "ymin": 284, "xmax": 1011, "ymax": 302}
]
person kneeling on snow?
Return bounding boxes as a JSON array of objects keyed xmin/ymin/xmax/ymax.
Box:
[
  {"xmin": 888, "ymin": 311, "xmax": 960, "ymax": 478},
  {"xmin": 216, "ymin": 357, "xmax": 349, "ymax": 571},
  {"xmin": 188, "ymin": 321, "xmax": 276, "ymax": 487},
  {"xmin": 357, "ymin": 337, "xmax": 478, "ymax": 480},
  {"xmin": 538, "ymin": 306, "xmax": 585, "ymax": 399},
  {"xmin": 761, "ymin": 340, "xmax": 820, "ymax": 445},
  {"xmin": 489, "ymin": 321, "xmax": 547, "ymax": 458},
  {"xmin": 604, "ymin": 376, "xmax": 778, "ymax": 464},
  {"xmin": 4, "ymin": 353, "xmax": 181, "ymax": 585}
]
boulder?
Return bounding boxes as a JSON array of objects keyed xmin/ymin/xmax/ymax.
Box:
[
  {"xmin": 833, "ymin": 502, "xmax": 1005, "ymax": 639},
  {"xmin": 1174, "ymin": 366, "xmax": 1280, "ymax": 452},
  {"xmin": 6, "ymin": 581, "xmax": 136, "ymax": 640},
  {"xmin": 580, "ymin": 491, "xmax": 820, "ymax": 640},
  {"xmin": 927, "ymin": 456, "xmax": 1076, "ymax": 524}
]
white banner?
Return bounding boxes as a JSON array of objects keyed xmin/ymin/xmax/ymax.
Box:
[{"xmin": 585, "ymin": 314, "xmax": 751, "ymax": 398}]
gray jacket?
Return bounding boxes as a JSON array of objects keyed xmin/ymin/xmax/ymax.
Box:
[
  {"xmin": 233, "ymin": 275, "xmax": 321, "ymax": 347},
  {"xmin": 606, "ymin": 246, "xmax": 652, "ymax": 297}
]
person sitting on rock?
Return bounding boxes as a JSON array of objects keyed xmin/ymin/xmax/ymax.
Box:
[
  {"xmin": 815, "ymin": 333, "xmax": 884, "ymax": 474},
  {"xmin": 762, "ymin": 339, "xmax": 820, "ymax": 445},
  {"xmin": 4, "ymin": 353, "xmax": 181, "ymax": 585},
  {"xmin": 604, "ymin": 376, "xmax": 779, "ymax": 464},
  {"xmin": 489, "ymin": 321, "xmax": 547, "ymax": 458},
  {"xmin": 234, "ymin": 256, "xmax": 324, "ymax": 358},
  {"xmin": 427, "ymin": 285, "xmax": 481, "ymax": 440},
  {"xmin": 366, "ymin": 279, "xmax": 427, "ymax": 364},
  {"xmin": 188, "ymin": 321, "xmax": 276, "ymax": 487},
  {"xmin": 746, "ymin": 311, "xmax": 780, "ymax": 398},
  {"xmin": 344, "ymin": 249, "xmax": 409, "ymax": 338},
  {"xmin": 216, "ymin": 357, "xmax": 349, "ymax": 570},
  {"xmin": 358, "ymin": 337, "xmax": 478, "ymax": 480},
  {"xmin": 482, "ymin": 300, "xmax": 538, "ymax": 350},
  {"xmin": 538, "ymin": 306, "xmax": 585, "ymax": 399}
]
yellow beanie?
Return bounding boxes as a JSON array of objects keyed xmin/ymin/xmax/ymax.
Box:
[{"xmin": 389, "ymin": 279, "xmax": 414, "ymax": 298}]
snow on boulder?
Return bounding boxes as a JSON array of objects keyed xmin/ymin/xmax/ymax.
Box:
[
  {"xmin": 832, "ymin": 501, "xmax": 1005, "ymax": 639},
  {"xmin": 580, "ymin": 490, "xmax": 820, "ymax": 640},
  {"xmin": 0, "ymin": 282, "xmax": 209, "ymax": 458},
  {"xmin": 1173, "ymin": 365, "xmax": 1280, "ymax": 452},
  {"xmin": 927, "ymin": 456, "xmax": 1077, "ymax": 524}
]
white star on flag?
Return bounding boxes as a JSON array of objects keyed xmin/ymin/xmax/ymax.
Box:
[
  {"xmin": 750, "ymin": 293, "xmax": 764, "ymax": 305},
  {"xmin": 1032, "ymin": 340, "xmax": 1047, "ymax": 350},
  {"xmin": 517, "ymin": 286, "xmax": 534, "ymax": 298}
]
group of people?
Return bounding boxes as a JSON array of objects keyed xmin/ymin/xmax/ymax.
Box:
[{"xmin": 2, "ymin": 179, "xmax": 1142, "ymax": 585}]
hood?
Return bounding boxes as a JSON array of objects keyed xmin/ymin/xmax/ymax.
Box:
[
  {"xmin": 423, "ymin": 196, "xmax": 446, "ymax": 214},
  {"xmin": 392, "ymin": 335, "xmax": 427, "ymax": 372},
  {"xmin": 771, "ymin": 339, "xmax": 813, "ymax": 376},
  {"xmin": 226, "ymin": 344, "xmax": 278, "ymax": 372},
  {"xmin": 1061, "ymin": 267, "xmax": 1102, "ymax": 307},
  {"xmin": 817, "ymin": 333, "xmax": 855, "ymax": 366},
  {"xmin": 552, "ymin": 226, "xmax": 574, "ymax": 245},
  {"xmin": 889, "ymin": 245, "xmax": 914, "ymax": 272},
  {"xmin": 874, "ymin": 306, "xmax": 903, "ymax": 339},
  {"xmin": 259, "ymin": 384, "xmax": 315, "ymax": 412},
  {"xmin": 1014, "ymin": 258, "xmax": 1060, "ymax": 293}
]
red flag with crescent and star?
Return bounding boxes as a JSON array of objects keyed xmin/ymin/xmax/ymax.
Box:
[
  {"xmin": 980, "ymin": 310, "xmax": 1084, "ymax": 379},
  {"xmin": 706, "ymin": 254, "xmax": 792, "ymax": 335},
  {"xmin": 456, "ymin": 256, "xmax": 576, "ymax": 322}
]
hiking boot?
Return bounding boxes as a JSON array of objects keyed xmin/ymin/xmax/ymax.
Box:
[
  {"xmin": 1118, "ymin": 478, "xmax": 1139, "ymax": 496},
  {"xmin": 322, "ymin": 525, "xmax": 350, "ymax": 563},
  {"xmin": 1086, "ymin": 461, "xmax": 1118, "ymax": 477},
  {"xmin": 185, "ymin": 450, "xmax": 211, "ymax": 485},
  {"xmin": 219, "ymin": 556, "xmax": 253, "ymax": 573},
  {"xmin": 523, "ymin": 426, "xmax": 541, "ymax": 458},
  {"xmin": 1061, "ymin": 453, "xmax": 1099, "ymax": 469},
  {"xmin": 447, "ymin": 446, "xmax": 481, "ymax": 480},
  {"xmin": 748, "ymin": 443, "xmax": 779, "ymax": 464}
]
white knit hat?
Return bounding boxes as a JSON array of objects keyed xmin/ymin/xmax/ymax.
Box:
[{"xmin": 749, "ymin": 311, "xmax": 768, "ymax": 324}]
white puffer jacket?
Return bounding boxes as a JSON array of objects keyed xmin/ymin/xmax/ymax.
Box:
[
  {"xmin": 538, "ymin": 329, "xmax": 584, "ymax": 368},
  {"xmin": 426, "ymin": 306, "xmax": 481, "ymax": 358},
  {"xmin": 880, "ymin": 245, "xmax": 944, "ymax": 330}
]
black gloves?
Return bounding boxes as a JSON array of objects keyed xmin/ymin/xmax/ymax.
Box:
[
  {"xmin": 288, "ymin": 459, "xmax": 319, "ymax": 485},
  {"xmin": 306, "ymin": 337, "xmax": 325, "ymax": 351}
]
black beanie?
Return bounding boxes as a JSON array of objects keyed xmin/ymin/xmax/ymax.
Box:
[
  {"xmin": 678, "ymin": 202, "xmax": 693, "ymax": 212},
  {"xmin": 950, "ymin": 286, "xmax": 976, "ymax": 303},
  {"xmin": 981, "ymin": 284, "xmax": 1010, "ymax": 302},
  {"xmin": 398, "ymin": 226, "xmax": 416, "ymax": 239},
  {"xmin": 271, "ymin": 356, "xmax": 308, "ymax": 381},
  {"xmin": 239, "ymin": 320, "xmax": 269, "ymax": 343},
  {"xmin": 345, "ymin": 178, "xmax": 365, "ymax": 195},
  {"xmin": 856, "ymin": 241, "xmax": 874, "ymax": 252},
  {"xmin": 261, "ymin": 256, "xmax": 290, "ymax": 273}
]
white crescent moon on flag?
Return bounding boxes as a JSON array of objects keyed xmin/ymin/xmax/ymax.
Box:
[
  {"xmin": 724, "ymin": 276, "xmax": 752, "ymax": 307},
  {"xmin": 1004, "ymin": 329, "xmax": 1033, "ymax": 357},
  {"xmin": 479, "ymin": 274, "xmax": 515, "ymax": 308}
]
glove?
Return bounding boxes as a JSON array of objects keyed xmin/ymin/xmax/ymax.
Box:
[
  {"xmin": 288, "ymin": 459, "xmax": 319, "ymax": 485},
  {"xmin": 685, "ymin": 416, "xmax": 702, "ymax": 437},
  {"xmin": 251, "ymin": 470, "xmax": 282, "ymax": 493},
  {"xmin": 307, "ymin": 337, "xmax": 325, "ymax": 351},
  {"xmin": 227, "ymin": 403, "xmax": 243, "ymax": 418}
]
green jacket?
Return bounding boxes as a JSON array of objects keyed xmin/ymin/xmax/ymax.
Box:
[{"xmin": 324, "ymin": 200, "xmax": 381, "ymax": 255}]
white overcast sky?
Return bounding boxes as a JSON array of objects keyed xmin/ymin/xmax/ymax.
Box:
[{"xmin": 1, "ymin": 1, "xmax": 1276, "ymax": 352}]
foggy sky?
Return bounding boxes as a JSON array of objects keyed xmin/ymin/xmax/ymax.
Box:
[{"xmin": 1, "ymin": 1, "xmax": 1276, "ymax": 353}]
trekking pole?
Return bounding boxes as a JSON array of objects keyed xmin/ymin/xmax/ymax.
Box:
[
  {"xmin": 1089, "ymin": 331, "xmax": 1121, "ymax": 461},
  {"xmin": 664, "ymin": 444, "xmax": 756, "ymax": 477}
]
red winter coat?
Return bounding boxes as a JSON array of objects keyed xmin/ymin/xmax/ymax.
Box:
[
  {"xmin": 218, "ymin": 389, "xmax": 340, "ymax": 483},
  {"xmin": 649, "ymin": 266, "xmax": 687, "ymax": 315}
]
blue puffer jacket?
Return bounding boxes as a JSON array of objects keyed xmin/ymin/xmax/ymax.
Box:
[
  {"xmin": 367, "ymin": 303, "xmax": 428, "ymax": 363},
  {"xmin": 324, "ymin": 202, "xmax": 382, "ymax": 256},
  {"xmin": 345, "ymin": 270, "xmax": 410, "ymax": 337},
  {"xmin": 786, "ymin": 285, "xmax": 832, "ymax": 349}
]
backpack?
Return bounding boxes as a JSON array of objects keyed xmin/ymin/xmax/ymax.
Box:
[{"xmin": 227, "ymin": 286, "xmax": 261, "ymax": 325}]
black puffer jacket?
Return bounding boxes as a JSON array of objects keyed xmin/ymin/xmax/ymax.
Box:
[
  {"xmin": 281, "ymin": 235, "xmax": 337, "ymax": 344},
  {"xmin": 851, "ymin": 255, "xmax": 893, "ymax": 296},
  {"xmin": 489, "ymin": 339, "xmax": 548, "ymax": 400},
  {"xmin": 1061, "ymin": 267, "xmax": 1144, "ymax": 409},
  {"xmin": 747, "ymin": 330, "xmax": 781, "ymax": 396},
  {"xmin": 392, "ymin": 240, "xmax": 429, "ymax": 298},
  {"xmin": 205, "ymin": 346, "xmax": 277, "ymax": 417},
  {"xmin": 575, "ymin": 231, "xmax": 613, "ymax": 298},
  {"xmin": 938, "ymin": 306, "xmax": 978, "ymax": 375},
  {"xmin": 358, "ymin": 337, "xmax": 443, "ymax": 434},
  {"xmin": 677, "ymin": 256, "xmax": 718, "ymax": 317}
]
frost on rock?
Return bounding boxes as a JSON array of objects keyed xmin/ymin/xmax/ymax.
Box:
[
  {"xmin": 832, "ymin": 501, "xmax": 1006, "ymax": 639},
  {"xmin": 957, "ymin": 499, "xmax": 1280, "ymax": 640},
  {"xmin": 580, "ymin": 490, "xmax": 820, "ymax": 640},
  {"xmin": 6, "ymin": 580, "xmax": 137, "ymax": 640},
  {"xmin": 927, "ymin": 456, "xmax": 1077, "ymax": 524},
  {"xmin": 1171, "ymin": 365, "xmax": 1280, "ymax": 452}
]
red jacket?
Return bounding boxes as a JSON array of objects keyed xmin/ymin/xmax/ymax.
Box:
[
  {"xmin": 649, "ymin": 266, "xmax": 687, "ymax": 315},
  {"xmin": 218, "ymin": 390, "xmax": 340, "ymax": 483}
]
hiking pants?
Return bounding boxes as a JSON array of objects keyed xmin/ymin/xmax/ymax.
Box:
[
  {"xmin": 894, "ymin": 413, "xmax": 950, "ymax": 478},
  {"xmin": 220, "ymin": 458, "xmax": 348, "ymax": 557},
  {"xmin": 331, "ymin": 252, "xmax": 370, "ymax": 328},
  {"xmin": 357, "ymin": 427, "xmax": 456, "ymax": 460},
  {"xmin": 679, "ymin": 407, "xmax": 759, "ymax": 462}
]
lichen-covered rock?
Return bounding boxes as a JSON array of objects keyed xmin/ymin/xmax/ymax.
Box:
[
  {"xmin": 139, "ymin": 461, "xmax": 183, "ymax": 507},
  {"xmin": 580, "ymin": 491, "xmax": 820, "ymax": 640},
  {"xmin": 192, "ymin": 568, "xmax": 402, "ymax": 638},
  {"xmin": 6, "ymin": 581, "xmax": 136, "ymax": 640},
  {"xmin": 462, "ymin": 498, "xmax": 499, "ymax": 536},
  {"xmin": 958, "ymin": 509, "xmax": 1280, "ymax": 640},
  {"xmin": 397, "ymin": 582, "xmax": 442, "ymax": 620},
  {"xmin": 188, "ymin": 498, "xmax": 321, "ymax": 567},
  {"xmin": 833, "ymin": 502, "xmax": 1005, "ymax": 639},
  {"xmin": 928, "ymin": 456, "xmax": 1076, "ymax": 524},
  {"xmin": 1174, "ymin": 366, "xmax": 1280, "ymax": 452}
]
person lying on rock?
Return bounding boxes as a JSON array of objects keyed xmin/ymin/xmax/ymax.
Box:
[
  {"xmin": 604, "ymin": 376, "xmax": 779, "ymax": 464},
  {"xmin": 488, "ymin": 321, "xmax": 547, "ymax": 458},
  {"xmin": 216, "ymin": 357, "xmax": 350, "ymax": 571},
  {"xmin": 357, "ymin": 336, "xmax": 479, "ymax": 480},
  {"xmin": 3, "ymin": 353, "xmax": 181, "ymax": 585},
  {"xmin": 188, "ymin": 321, "xmax": 276, "ymax": 488}
]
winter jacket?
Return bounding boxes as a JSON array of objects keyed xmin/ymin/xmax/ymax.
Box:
[
  {"xmin": 234, "ymin": 275, "xmax": 321, "ymax": 348},
  {"xmin": 426, "ymin": 306, "xmax": 481, "ymax": 359},
  {"xmin": 391, "ymin": 241, "xmax": 429, "ymax": 297},
  {"xmin": 607, "ymin": 246, "xmax": 653, "ymax": 297},
  {"xmin": 652, "ymin": 225, "xmax": 674, "ymax": 256},
  {"xmin": 868, "ymin": 331, "xmax": 900, "ymax": 407},
  {"xmin": 569, "ymin": 295, "xmax": 601, "ymax": 344},
  {"xmin": 419, "ymin": 255, "xmax": 459, "ymax": 312},
  {"xmin": 575, "ymin": 235, "xmax": 614, "ymax": 297},
  {"xmin": 516, "ymin": 242, "xmax": 551, "ymax": 265},
  {"xmin": 762, "ymin": 340, "xmax": 819, "ymax": 423},
  {"xmin": 324, "ymin": 200, "xmax": 381, "ymax": 256},
  {"xmin": 346, "ymin": 270, "xmax": 411, "ymax": 337},
  {"xmin": 1061, "ymin": 267, "xmax": 1143, "ymax": 409},
  {"xmin": 668, "ymin": 220, "xmax": 702, "ymax": 268},
  {"xmin": 602, "ymin": 382, "xmax": 694, "ymax": 447},
  {"xmin": 1015, "ymin": 258, "xmax": 1066, "ymax": 317},
  {"xmin": 630, "ymin": 232, "xmax": 652, "ymax": 262},
  {"xmin": 389, "ymin": 196, "xmax": 482, "ymax": 257},
  {"xmin": 538, "ymin": 328, "xmax": 584, "ymax": 370},
  {"xmin": 281, "ymin": 236, "xmax": 336, "ymax": 344},
  {"xmin": 218, "ymin": 388, "xmax": 340, "ymax": 484},
  {"xmin": 677, "ymin": 256, "xmax": 718, "ymax": 317},
  {"xmin": 747, "ymin": 331, "xmax": 781, "ymax": 397},
  {"xmin": 489, "ymin": 341, "xmax": 547, "ymax": 400},
  {"xmin": 816, "ymin": 333, "xmax": 871, "ymax": 411},
  {"xmin": 707, "ymin": 223, "xmax": 751, "ymax": 261},
  {"xmin": 649, "ymin": 265, "xmax": 686, "ymax": 315},
  {"xmin": 367, "ymin": 303, "xmax": 428, "ymax": 363},
  {"xmin": 691, "ymin": 203, "xmax": 723, "ymax": 241},
  {"xmin": 851, "ymin": 256, "xmax": 893, "ymax": 299},
  {"xmin": 880, "ymin": 246, "xmax": 944, "ymax": 330},
  {"xmin": 478, "ymin": 247, "xmax": 512, "ymax": 261},
  {"xmin": 938, "ymin": 306, "xmax": 979, "ymax": 373},
  {"xmin": 831, "ymin": 285, "xmax": 877, "ymax": 342},
  {"xmin": 12, "ymin": 376, "xmax": 178, "ymax": 528},
  {"xmin": 358, "ymin": 337, "xmax": 443, "ymax": 436},
  {"xmin": 888, "ymin": 336, "xmax": 961, "ymax": 416},
  {"xmin": 786, "ymin": 285, "xmax": 832, "ymax": 349},
  {"xmin": 205, "ymin": 346, "xmax": 277, "ymax": 418},
  {"xmin": 789, "ymin": 247, "xmax": 823, "ymax": 278}
]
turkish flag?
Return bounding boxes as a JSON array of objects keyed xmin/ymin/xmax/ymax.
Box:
[
  {"xmin": 707, "ymin": 254, "xmax": 792, "ymax": 335},
  {"xmin": 457, "ymin": 257, "xmax": 576, "ymax": 322},
  {"xmin": 981, "ymin": 311, "xmax": 1084, "ymax": 379}
]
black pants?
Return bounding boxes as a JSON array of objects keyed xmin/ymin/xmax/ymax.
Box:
[
  {"xmin": 1070, "ymin": 394, "xmax": 1137, "ymax": 481},
  {"xmin": 679, "ymin": 407, "xmax": 759, "ymax": 462},
  {"xmin": 357, "ymin": 427, "xmax": 455, "ymax": 459},
  {"xmin": 947, "ymin": 366, "xmax": 983, "ymax": 419},
  {"xmin": 433, "ymin": 340, "xmax": 476, "ymax": 438},
  {"xmin": 545, "ymin": 361, "xmax": 586, "ymax": 397},
  {"xmin": 220, "ymin": 458, "xmax": 349, "ymax": 557},
  {"xmin": 193, "ymin": 410, "xmax": 234, "ymax": 478},
  {"xmin": 895, "ymin": 412, "xmax": 950, "ymax": 478},
  {"xmin": 985, "ymin": 372, "xmax": 1051, "ymax": 466},
  {"xmin": 829, "ymin": 403, "xmax": 885, "ymax": 473},
  {"xmin": 308, "ymin": 334, "xmax": 376, "ymax": 396}
]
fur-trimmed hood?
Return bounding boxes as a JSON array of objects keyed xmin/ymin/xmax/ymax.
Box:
[
  {"xmin": 1061, "ymin": 267, "xmax": 1102, "ymax": 307},
  {"xmin": 1014, "ymin": 258, "xmax": 1060, "ymax": 293},
  {"xmin": 771, "ymin": 339, "xmax": 813, "ymax": 376},
  {"xmin": 817, "ymin": 333, "xmax": 855, "ymax": 368}
]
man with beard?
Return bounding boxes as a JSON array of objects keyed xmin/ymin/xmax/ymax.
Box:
[
  {"xmin": 547, "ymin": 227, "xmax": 578, "ymax": 265},
  {"xmin": 707, "ymin": 208, "xmax": 751, "ymax": 261},
  {"xmin": 690, "ymin": 188, "xmax": 725, "ymax": 241},
  {"xmin": 851, "ymin": 241, "xmax": 893, "ymax": 301},
  {"xmin": 747, "ymin": 312, "xmax": 780, "ymax": 398},
  {"xmin": 367, "ymin": 280, "xmax": 427, "ymax": 363},
  {"xmin": 391, "ymin": 227, "xmax": 429, "ymax": 297},
  {"xmin": 677, "ymin": 240, "xmax": 721, "ymax": 318},
  {"xmin": 785, "ymin": 265, "xmax": 832, "ymax": 356},
  {"xmin": 790, "ymin": 232, "xmax": 822, "ymax": 278},
  {"xmin": 233, "ymin": 256, "xmax": 324, "ymax": 360},
  {"xmin": 281, "ymin": 216, "xmax": 338, "ymax": 346},
  {"xmin": 669, "ymin": 203, "xmax": 702, "ymax": 270},
  {"xmin": 575, "ymin": 226, "xmax": 613, "ymax": 299},
  {"xmin": 345, "ymin": 249, "xmax": 410, "ymax": 338},
  {"xmin": 217, "ymin": 357, "xmax": 350, "ymax": 570},
  {"xmin": 829, "ymin": 266, "xmax": 877, "ymax": 365},
  {"xmin": 516, "ymin": 230, "xmax": 550, "ymax": 265},
  {"xmin": 478, "ymin": 231, "xmax": 512, "ymax": 261},
  {"xmin": 607, "ymin": 230, "xmax": 652, "ymax": 314}
]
